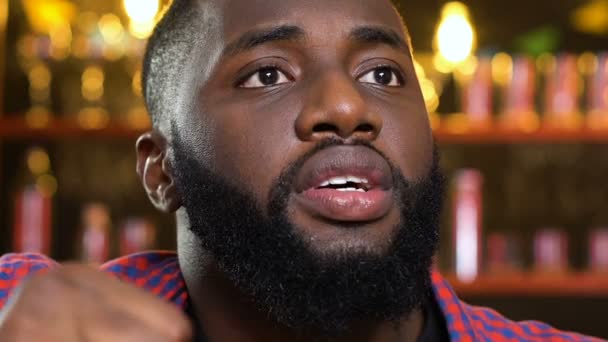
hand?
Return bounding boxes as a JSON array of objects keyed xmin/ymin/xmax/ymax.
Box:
[{"xmin": 0, "ymin": 264, "xmax": 192, "ymax": 341}]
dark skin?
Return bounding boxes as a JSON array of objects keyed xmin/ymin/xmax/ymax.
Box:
[
  {"xmin": 0, "ymin": 0, "xmax": 433, "ymax": 341},
  {"xmin": 140, "ymin": 0, "xmax": 432, "ymax": 341}
]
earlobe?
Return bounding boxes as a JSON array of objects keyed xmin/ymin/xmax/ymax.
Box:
[{"xmin": 136, "ymin": 131, "xmax": 183, "ymax": 213}]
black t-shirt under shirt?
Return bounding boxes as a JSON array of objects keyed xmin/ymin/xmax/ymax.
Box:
[
  {"xmin": 418, "ymin": 294, "xmax": 450, "ymax": 342},
  {"xmin": 186, "ymin": 293, "xmax": 450, "ymax": 342}
]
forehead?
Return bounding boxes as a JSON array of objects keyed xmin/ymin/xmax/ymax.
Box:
[{"xmin": 218, "ymin": 0, "xmax": 405, "ymax": 41}]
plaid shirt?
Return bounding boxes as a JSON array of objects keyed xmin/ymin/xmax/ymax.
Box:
[{"xmin": 0, "ymin": 252, "xmax": 604, "ymax": 341}]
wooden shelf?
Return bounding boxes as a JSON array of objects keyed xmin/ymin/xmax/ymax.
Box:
[
  {"xmin": 446, "ymin": 273, "xmax": 608, "ymax": 297},
  {"xmin": 435, "ymin": 127, "xmax": 608, "ymax": 144},
  {"xmin": 3, "ymin": 117, "xmax": 608, "ymax": 143},
  {"xmin": 0, "ymin": 117, "xmax": 147, "ymax": 140}
]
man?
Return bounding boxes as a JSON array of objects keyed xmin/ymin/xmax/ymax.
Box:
[{"xmin": 0, "ymin": 0, "xmax": 603, "ymax": 341}]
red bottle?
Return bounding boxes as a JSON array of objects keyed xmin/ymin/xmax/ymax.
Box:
[
  {"xmin": 544, "ymin": 54, "xmax": 581, "ymax": 129},
  {"xmin": 589, "ymin": 228, "xmax": 608, "ymax": 273},
  {"xmin": 80, "ymin": 203, "xmax": 111, "ymax": 264},
  {"xmin": 13, "ymin": 147, "xmax": 55, "ymax": 255},
  {"xmin": 587, "ymin": 53, "xmax": 608, "ymax": 129},
  {"xmin": 462, "ymin": 56, "xmax": 493, "ymax": 128},
  {"xmin": 452, "ymin": 169, "xmax": 483, "ymax": 282},
  {"xmin": 534, "ymin": 228, "xmax": 569, "ymax": 274},
  {"xmin": 501, "ymin": 56, "xmax": 539, "ymax": 131},
  {"xmin": 119, "ymin": 218, "xmax": 156, "ymax": 255}
]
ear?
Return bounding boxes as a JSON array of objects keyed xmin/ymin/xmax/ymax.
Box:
[{"xmin": 136, "ymin": 131, "xmax": 182, "ymax": 213}]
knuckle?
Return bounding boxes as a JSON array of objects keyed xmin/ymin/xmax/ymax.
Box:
[
  {"xmin": 166, "ymin": 318, "xmax": 193, "ymax": 341},
  {"xmin": 20, "ymin": 273, "xmax": 70, "ymax": 304},
  {"xmin": 0, "ymin": 310, "xmax": 42, "ymax": 341}
]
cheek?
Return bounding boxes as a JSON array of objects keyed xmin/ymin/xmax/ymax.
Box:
[
  {"xmin": 207, "ymin": 96, "xmax": 304, "ymax": 207},
  {"xmin": 372, "ymin": 92, "xmax": 433, "ymax": 181}
]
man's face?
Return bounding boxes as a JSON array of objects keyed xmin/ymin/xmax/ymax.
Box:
[
  {"xmin": 178, "ymin": 0, "xmax": 434, "ymax": 254},
  {"xmin": 169, "ymin": 0, "xmax": 441, "ymax": 333}
]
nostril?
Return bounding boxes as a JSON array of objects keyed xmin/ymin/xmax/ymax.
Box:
[
  {"xmin": 355, "ymin": 123, "xmax": 374, "ymax": 133},
  {"xmin": 312, "ymin": 123, "xmax": 338, "ymax": 133}
]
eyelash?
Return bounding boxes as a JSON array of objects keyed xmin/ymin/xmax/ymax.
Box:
[
  {"xmin": 236, "ymin": 62, "xmax": 290, "ymax": 87},
  {"xmin": 235, "ymin": 63, "xmax": 405, "ymax": 88},
  {"xmin": 358, "ymin": 64, "xmax": 405, "ymax": 86}
]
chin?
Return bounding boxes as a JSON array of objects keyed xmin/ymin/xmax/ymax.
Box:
[{"xmin": 289, "ymin": 205, "xmax": 402, "ymax": 258}]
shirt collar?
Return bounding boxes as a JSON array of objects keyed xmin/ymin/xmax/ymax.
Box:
[{"xmin": 103, "ymin": 253, "xmax": 470, "ymax": 341}]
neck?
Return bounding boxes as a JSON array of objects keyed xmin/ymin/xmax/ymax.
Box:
[{"xmin": 176, "ymin": 212, "xmax": 425, "ymax": 342}]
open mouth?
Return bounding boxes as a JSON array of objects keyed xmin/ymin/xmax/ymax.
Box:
[
  {"xmin": 316, "ymin": 176, "xmax": 371, "ymax": 192},
  {"xmin": 293, "ymin": 146, "xmax": 395, "ymax": 223}
]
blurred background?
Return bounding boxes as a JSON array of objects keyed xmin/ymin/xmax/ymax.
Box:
[{"xmin": 0, "ymin": 0, "xmax": 607, "ymax": 337}]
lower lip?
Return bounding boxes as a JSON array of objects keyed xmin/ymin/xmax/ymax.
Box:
[{"xmin": 295, "ymin": 188, "xmax": 394, "ymax": 222}]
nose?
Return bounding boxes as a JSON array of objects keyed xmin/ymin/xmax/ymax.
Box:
[{"xmin": 295, "ymin": 70, "xmax": 383, "ymax": 142}]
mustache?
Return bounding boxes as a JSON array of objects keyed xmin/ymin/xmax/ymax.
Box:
[
  {"xmin": 273, "ymin": 138, "xmax": 405, "ymax": 188},
  {"xmin": 267, "ymin": 138, "xmax": 408, "ymax": 216}
]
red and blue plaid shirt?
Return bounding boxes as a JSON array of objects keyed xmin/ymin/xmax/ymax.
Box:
[{"xmin": 0, "ymin": 252, "xmax": 603, "ymax": 341}]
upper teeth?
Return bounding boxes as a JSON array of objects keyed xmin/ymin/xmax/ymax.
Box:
[{"xmin": 318, "ymin": 176, "xmax": 369, "ymax": 188}]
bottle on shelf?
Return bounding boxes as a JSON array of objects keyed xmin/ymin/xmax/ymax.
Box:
[
  {"xmin": 485, "ymin": 232, "xmax": 523, "ymax": 275},
  {"xmin": 534, "ymin": 228, "xmax": 569, "ymax": 274},
  {"xmin": 452, "ymin": 169, "xmax": 483, "ymax": 283},
  {"xmin": 119, "ymin": 218, "xmax": 156, "ymax": 255},
  {"xmin": 543, "ymin": 54, "xmax": 582, "ymax": 130},
  {"xmin": 589, "ymin": 228, "xmax": 608, "ymax": 273},
  {"xmin": 587, "ymin": 53, "xmax": 608, "ymax": 129},
  {"xmin": 79, "ymin": 203, "xmax": 111, "ymax": 264},
  {"xmin": 12, "ymin": 147, "xmax": 57, "ymax": 255},
  {"xmin": 461, "ymin": 56, "xmax": 493, "ymax": 129},
  {"xmin": 500, "ymin": 55, "xmax": 540, "ymax": 132}
]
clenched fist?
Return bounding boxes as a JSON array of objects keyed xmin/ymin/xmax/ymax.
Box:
[{"xmin": 0, "ymin": 264, "xmax": 193, "ymax": 341}]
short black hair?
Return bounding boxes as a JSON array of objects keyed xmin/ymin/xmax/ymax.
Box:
[
  {"xmin": 142, "ymin": 0, "xmax": 407, "ymax": 130},
  {"xmin": 142, "ymin": 0, "xmax": 191, "ymax": 130}
]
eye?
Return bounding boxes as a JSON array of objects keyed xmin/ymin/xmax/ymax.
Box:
[
  {"xmin": 239, "ymin": 67, "xmax": 291, "ymax": 88},
  {"xmin": 357, "ymin": 66, "xmax": 403, "ymax": 87}
]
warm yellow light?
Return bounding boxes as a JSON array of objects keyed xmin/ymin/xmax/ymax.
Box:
[
  {"xmin": 49, "ymin": 22, "xmax": 72, "ymax": 60},
  {"xmin": 124, "ymin": 0, "xmax": 160, "ymax": 23},
  {"xmin": 578, "ymin": 52, "xmax": 598, "ymax": 76},
  {"xmin": 17, "ymin": 35, "xmax": 37, "ymax": 60},
  {"xmin": 27, "ymin": 148, "xmax": 50, "ymax": 175},
  {"xmin": 128, "ymin": 20, "xmax": 156, "ymax": 39},
  {"xmin": 28, "ymin": 63, "xmax": 52, "ymax": 90},
  {"xmin": 22, "ymin": 0, "xmax": 75, "ymax": 34},
  {"xmin": 82, "ymin": 66, "xmax": 105, "ymax": 101},
  {"xmin": 492, "ymin": 52, "xmax": 513, "ymax": 87},
  {"xmin": 456, "ymin": 56, "xmax": 478, "ymax": 77},
  {"xmin": 28, "ymin": 62, "xmax": 52, "ymax": 102},
  {"xmin": 433, "ymin": 54, "xmax": 455, "ymax": 74},
  {"xmin": 102, "ymin": 44, "xmax": 126, "ymax": 61},
  {"xmin": 36, "ymin": 174, "xmax": 58, "ymax": 197},
  {"xmin": 420, "ymin": 79, "xmax": 440, "ymax": 113},
  {"xmin": 72, "ymin": 34, "xmax": 91, "ymax": 59},
  {"xmin": 571, "ymin": 0, "xmax": 608, "ymax": 35},
  {"xmin": 127, "ymin": 107, "xmax": 152, "ymax": 129},
  {"xmin": 25, "ymin": 106, "xmax": 51, "ymax": 128},
  {"xmin": 536, "ymin": 53, "xmax": 556, "ymax": 75},
  {"xmin": 435, "ymin": 2, "xmax": 476, "ymax": 65},
  {"xmin": 413, "ymin": 59, "xmax": 427, "ymax": 79},
  {"xmin": 132, "ymin": 69, "xmax": 142, "ymax": 96},
  {"xmin": 76, "ymin": 11, "xmax": 98, "ymax": 34},
  {"xmin": 98, "ymin": 14, "xmax": 125, "ymax": 45},
  {"xmin": 78, "ymin": 107, "xmax": 110, "ymax": 129},
  {"xmin": 123, "ymin": 0, "xmax": 160, "ymax": 39}
]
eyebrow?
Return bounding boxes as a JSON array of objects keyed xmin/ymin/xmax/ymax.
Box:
[
  {"xmin": 222, "ymin": 25, "xmax": 305, "ymax": 57},
  {"xmin": 349, "ymin": 26, "xmax": 411, "ymax": 54}
]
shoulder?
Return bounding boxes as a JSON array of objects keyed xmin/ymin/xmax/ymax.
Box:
[
  {"xmin": 0, "ymin": 253, "xmax": 58, "ymax": 310},
  {"xmin": 431, "ymin": 272, "xmax": 604, "ymax": 341},
  {"xmin": 100, "ymin": 251, "xmax": 188, "ymax": 307},
  {"xmin": 462, "ymin": 303, "xmax": 604, "ymax": 341}
]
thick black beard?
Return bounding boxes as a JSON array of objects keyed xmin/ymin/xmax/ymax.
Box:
[{"xmin": 172, "ymin": 134, "xmax": 445, "ymax": 335}]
